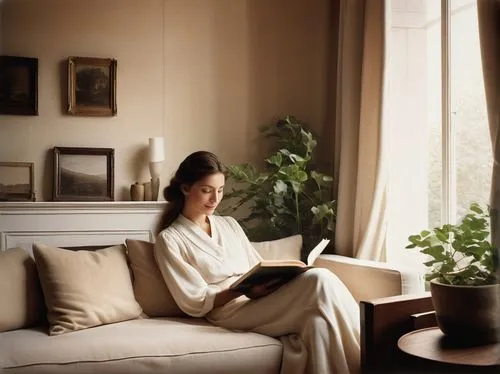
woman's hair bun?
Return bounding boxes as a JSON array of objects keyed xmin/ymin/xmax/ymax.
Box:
[{"xmin": 164, "ymin": 180, "xmax": 182, "ymax": 202}]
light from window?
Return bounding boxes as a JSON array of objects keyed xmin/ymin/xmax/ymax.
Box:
[{"xmin": 387, "ymin": 0, "xmax": 491, "ymax": 266}]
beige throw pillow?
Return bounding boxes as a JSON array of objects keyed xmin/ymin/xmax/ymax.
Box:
[
  {"xmin": 33, "ymin": 243, "xmax": 143, "ymax": 336},
  {"xmin": 0, "ymin": 248, "xmax": 46, "ymax": 332},
  {"xmin": 126, "ymin": 239, "xmax": 186, "ymax": 317},
  {"xmin": 251, "ymin": 235, "xmax": 303, "ymax": 261}
]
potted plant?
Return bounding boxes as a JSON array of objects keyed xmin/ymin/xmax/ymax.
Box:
[
  {"xmin": 221, "ymin": 115, "xmax": 336, "ymax": 257},
  {"xmin": 406, "ymin": 202, "xmax": 499, "ymax": 344}
]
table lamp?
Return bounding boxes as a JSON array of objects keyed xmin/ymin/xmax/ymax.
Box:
[{"xmin": 148, "ymin": 137, "xmax": 164, "ymax": 201}]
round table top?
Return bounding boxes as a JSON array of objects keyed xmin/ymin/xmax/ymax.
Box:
[{"xmin": 397, "ymin": 327, "xmax": 500, "ymax": 367}]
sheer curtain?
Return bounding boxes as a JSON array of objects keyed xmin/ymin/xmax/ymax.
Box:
[
  {"xmin": 478, "ymin": 0, "xmax": 500, "ymax": 251},
  {"xmin": 332, "ymin": 0, "xmax": 389, "ymax": 261}
]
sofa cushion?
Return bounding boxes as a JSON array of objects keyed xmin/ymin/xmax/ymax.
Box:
[
  {"xmin": 33, "ymin": 243, "xmax": 143, "ymax": 336},
  {"xmin": 125, "ymin": 239, "xmax": 186, "ymax": 317},
  {"xmin": 0, "ymin": 318, "xmax": 282, "ymax": 374},
  {"xmin": 0, "ymin": 248, "xmax": 45, "ymax": 332},
  {"xmin": 251, "ymin": 235, "xmax": 302, "ymax": 261}
]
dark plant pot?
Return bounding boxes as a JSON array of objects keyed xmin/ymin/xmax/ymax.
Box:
[{"xmin": 430, "ymin": 279, "xmax": 500, "ymax": 345}]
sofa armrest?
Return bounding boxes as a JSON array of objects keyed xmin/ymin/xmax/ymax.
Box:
[{"xmin": 313, "ymin": 254, "xmax": 425, "ymax": 303}]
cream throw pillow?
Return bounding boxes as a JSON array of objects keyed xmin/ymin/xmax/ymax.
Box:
[
  {"xmin": 126, "ymin": 239, "xmax": 186, "ymax": 317},
  {"xmin": 0, "ymin": 247, "xmax": 46, "ymax": 332},
  {"xmin": 251, "ymin": 235, "xmax": 303, "ymax": 261},
  {"xmin": 33, "ymin": 243, "xmax": 143, "ymax": 336}
]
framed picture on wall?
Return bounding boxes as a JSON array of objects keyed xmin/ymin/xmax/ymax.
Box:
[
  {"xmin": 0, "ymin": 56, "xmax": 38, "ymax": 115},
  {"xmin": 53, "ymin": 147, "xmax": 114, "ymax": 201},
  {"xmin": 67, "ymin": 57, "xmax": 117, "ymax": 116},
  {"xmin": 0, "ymin": 162, "xmax": 35, "ymax": 201}
]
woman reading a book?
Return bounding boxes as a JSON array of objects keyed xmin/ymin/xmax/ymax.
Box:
[{"xmin": 154, "ymin": 151, "xmax": 360, "ymax": 374}]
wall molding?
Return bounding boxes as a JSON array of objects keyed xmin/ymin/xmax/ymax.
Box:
[
  {"xmin": 0, "ymin": 202, "xmax": 167, "ymax": 253},
  {"xmin": 0, "ymin": 201, "xmax": 166, "ymax": 214}
]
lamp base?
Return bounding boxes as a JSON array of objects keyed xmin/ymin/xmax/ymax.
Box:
[
  {"xmin": 150, "ymin": 177, "xmax": 160, "ymax": 201},
  {"xmin": 149, "ymin": 161, "xmax": 162, "ymax": 201}
]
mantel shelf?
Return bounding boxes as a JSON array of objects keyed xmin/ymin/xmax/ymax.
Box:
[
  {"xmin": 0, "ymin": 201, "xmax": 167, "ymax": 214},
  {"xmin": 0, "ymin": 201, "xmax": 166, "ymax": 252}
]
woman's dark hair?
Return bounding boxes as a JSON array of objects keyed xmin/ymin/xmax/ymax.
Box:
[{"xmin": 156, "ymin": 151, "xmax": 226, "ymax": 233}]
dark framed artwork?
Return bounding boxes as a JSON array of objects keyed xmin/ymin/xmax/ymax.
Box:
[
  {"xmin": 0, "ymin": 56, "xmax": 38, "ymax": 115},
  {"xmin": 67, "ymin": 57, "xmax": 117, "ymax": 116},
  {"xmin": 0, "ymin": 162, "xmax": 35, "ymax": 201},
  {"xmin": 53, "ymin": 147, "xmax": 114, "ymax": 201}
]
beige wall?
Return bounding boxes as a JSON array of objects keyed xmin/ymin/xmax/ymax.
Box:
[
  {"xmin": 0, "ymin": 0, "xmax": 332, "ymax": 201},
  {"xmin": 0, "ymin": 0, "xmax": 3, "ymax": 52}
]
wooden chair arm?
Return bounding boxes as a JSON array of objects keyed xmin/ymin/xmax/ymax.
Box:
[{"xmin": 360, "ymin": 293, "xmax": 434, "ymax": 372}]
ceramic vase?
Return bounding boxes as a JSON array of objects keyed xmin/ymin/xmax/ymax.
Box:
[{"xmin": 130, "ymin": 183, "xmax": 145, "ymax": 201}]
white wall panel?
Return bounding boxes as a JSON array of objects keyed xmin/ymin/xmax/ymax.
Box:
[{"xmin": 0, "ymin": 201, "xmax": 165, "ymax": 253}]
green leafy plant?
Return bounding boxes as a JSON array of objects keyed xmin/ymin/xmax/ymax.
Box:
[
  {"xmin": 222, "ymin": 115, "xmax": 336, "ymax": 253},
  {"xmin": 406, "ymin": 203, "xmax": 498, "ymax": 286}
]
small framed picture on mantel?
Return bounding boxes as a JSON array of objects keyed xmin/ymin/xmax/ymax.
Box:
[
  {"xmin": 0, "ymin": 162, "xmax": 35, "ymax": 201},
  {"xmin": 67, "ymin": 56, "xmax": 117, "ymax": 116},
  {"xmin": 53, "ymin": 147, "xmax": 114, "ymax": 201}
]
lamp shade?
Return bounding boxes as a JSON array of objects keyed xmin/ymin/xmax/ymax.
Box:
[{"xmin": 148, "ymin": 137, "xmax": 164, "ymax": 163}]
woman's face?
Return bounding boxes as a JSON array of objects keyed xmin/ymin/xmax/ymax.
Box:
[{"xmin": 182, "ymin": 172, "xmax": 225, "ymax": 216}]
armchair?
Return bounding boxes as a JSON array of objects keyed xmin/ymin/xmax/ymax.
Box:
[
  {"xmin": 312, "ymin": 254, "xmax": 430, "ymax": 373},
  {"xmin": 314, "ymin": 254, "xmax": 425, "ymax": 303}
]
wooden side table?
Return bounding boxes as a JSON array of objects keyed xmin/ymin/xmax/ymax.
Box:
[{"xmin": 398, "ymin": 327, "xmax": 500, "ymax": 372}]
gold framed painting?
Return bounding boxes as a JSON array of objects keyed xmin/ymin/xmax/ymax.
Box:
[
  {"xmin": 67, "ymin": 57, "xmax": 117, "ymax": 116},
  {"xmin": 0, "ymin": 56, "xmax": 38, "ymax": 116},
  {"xmin": 0, "ymin": 162, "xmax": 35, "ymax": 201},
  {"xmin": 53, "ymin": 147, "xmax": 114, "ymax": 201}
]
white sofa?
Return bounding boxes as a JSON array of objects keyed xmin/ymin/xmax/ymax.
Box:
[{"xmin": 0, "ymin": 235, "xmax": 424, "ymax": 374}]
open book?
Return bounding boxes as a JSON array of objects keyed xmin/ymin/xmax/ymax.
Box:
[{"xmin": 229, "ymin": 239, "xmax": 330, "ymax": 293}]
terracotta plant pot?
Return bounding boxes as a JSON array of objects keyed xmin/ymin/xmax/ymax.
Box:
[{"xmin": 430, "ymin": 279, "xmax": 500, "ymax": 344}]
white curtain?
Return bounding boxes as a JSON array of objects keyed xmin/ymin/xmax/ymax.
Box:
[
  {"xmin": 332, "ymin": 0, "xmax": 389, "ymax": 261},
  {"xmin": 478, "ymin": 0, "xmax": 500, "ymax": 254}
]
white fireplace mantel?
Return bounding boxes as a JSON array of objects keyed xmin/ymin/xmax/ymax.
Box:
[{"xmin": 0, "ymin": 201, "xmax": 167, "ymax": 254}]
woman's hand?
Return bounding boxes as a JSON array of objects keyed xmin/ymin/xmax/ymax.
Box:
[
  {"xmin": 246, "ymin": 278, "xmax": 283, "ymax": 300},
  {"xmin": 213, "ymin": 288, "xmax": 243, "ymax": 308},
  {"xmin": 213, "ymin": 278, "xmax": 283, "ymax": 308}
]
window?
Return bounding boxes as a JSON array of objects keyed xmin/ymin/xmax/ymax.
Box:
[{"xmin": 387, "ymin": 0, "xmax": 491, "ymax": 266}]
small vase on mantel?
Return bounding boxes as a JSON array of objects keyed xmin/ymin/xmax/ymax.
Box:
[{"xmin": 130, "ymin": 182, "xmax": 145, "ymax": 201}]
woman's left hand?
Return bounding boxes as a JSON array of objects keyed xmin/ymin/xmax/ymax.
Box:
[{"xmin": 246, "ymin": 278, "xmax": 283, "ymax": 299}]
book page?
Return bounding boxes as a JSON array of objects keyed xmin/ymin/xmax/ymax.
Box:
[
  {"xmin": 259, "ymin": 260, "xmax": 306, "ymax": 267},
  {"xmin": 306, "ymin": 238, "xmax": 330, "ymax": 266},
  {"xmin": 229, "ymin": 239, "xmax": 330, "ymax": 293}
]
